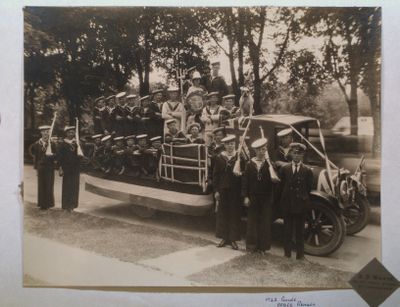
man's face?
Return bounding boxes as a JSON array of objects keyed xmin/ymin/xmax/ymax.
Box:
[
  {"xmin": 66, "ymin": 130, "xmax": 75, "ymax": 139},
  {"xmin": 127, "ymin": 98, "xmax": 135, "ymax": 106},
  {"xmin": 255, "ymin": 145, "xmax": 267, "ymax": 158},
  {"xmin": 94, "ymin": 138, "xmax": 101, "ymax": 146},
  {"xmin": 142, "ymin": 99, "xmax": 150, "ymax": 107},
  {"xmin": 281, "ymin": 135, "xmax": 293, "ymax": 147},
  {"xmin": 40, "ymin": 129, "xmax": 50, "ymax": 140},
  {"xmin": 117, "ymin": 97, "xmax": 125, "ymax": 106},
  {"xmin": 97, "ymin": 100, "xmax": 105, "ymax": 108},
  {"xmin": 169, "ymin": 91, "xmax": 178, "ymax": 100},
  {"xmin": 167, "ymin": 123, "xmax": 177, "ymax": 133},
  {"xmin": 104, "ymin": 140, "xmax": 112, "ymax": 148},
  {"xmin": 214, "ymin": 131, "xmax": 225, "ymax": 143},
  {"xmin": 153, "ymin": 93, "xmax": 162, "ymax": 102},
  {"xmin": 126, "ymin": 139, "xmax": 135, "ymax": 146},
  {"xmin": 225, "ymin": 141, "xmax": 236, "ymax": 153},
  {"xmin": 152, "ymin": 141, "xmax": 162, "ymax": 149},
  {"xmin": 211, "ymin": 64, "xmax": 220, "ymax": 76},
  {"xmin": 108, "ymin": 99, "xmax": 116, "ymax": 108},
  {"xmin": 116, "ymin": 140, "xmax": 124, "ymax": 147},
  {"xmin": 190, "ymin": 126, "xmax": 199, "ymax": 137},
  {"xmin": 138, "ymin": 138, "xmax": 147, "ymax": 147},
  {"xmin": 292, "ymin": 151, "xmax": 304, "ymax": 163},
  {"xmin": 223, "ymin": 98, "xmax": 234, "ymax": 110},
  {"xmin": 209, "ymin": 95, "xmax": 219, "ymax": 106},
  {"xmin": 193, "ymin": 78, "xmax": 201, "ymax": 86}
]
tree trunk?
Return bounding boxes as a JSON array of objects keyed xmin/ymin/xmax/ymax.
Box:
[
  {"xmin": 348, "ymin": 79, "xmax": 358, "ymax": 135},
  {"xmin": 237, "ymin": 8, "xmax": 245, "ymax": 89}
]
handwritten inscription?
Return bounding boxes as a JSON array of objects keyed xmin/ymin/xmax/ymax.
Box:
[{"xmin": 265, "ymin": 296, "xmax": 316, "ymax": 307}]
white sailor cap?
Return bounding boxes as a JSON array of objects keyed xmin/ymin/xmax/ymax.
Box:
[
  {"xmin": 187, "ymin": 66, "xmax": 197, "ymax": 73},
  {"xmin": 106, "ymin": 95, "xmax": 115, "ymax": 100},
  {"xmin": 91, "ymin": 134, "xmax": 103, "ymax": 139},
  {"xmin": 221, "ymin": 134, "xmax": 236, "ymax": 143},
  {"xmin": 151, "ymin": 89, "xmax": 163, "ymax": 95},
  {"xmin": 187, "ymin": 122, "xmax": 201, "ymax": 133},
  {"xmin": 167, "ymin": 86, "xmax": 179, "ymax": 92},
  {"xmin": 140, "ymin": 95, "xmax": 150, "ymax": 101},
  {"xmin": 116, "ymin": 92, "xmax": 127, "ymax": 98},
  {"xmin": 125, "ymin": 135, "xmax": 135, "ymax": 140},
  {"xmin": 101, "ymin": 135, "xmax": 112, "ymax": 142},
  {"xmin": 192, "ymin": 71, "xmax": 201, "ymax": 79},
  {"xmin": 64, "ymin": 126, "xmax": 75, "ymax": 132},
  {"xmin": 38, "ymin": 125, "xmax": 51, "ymax": 131},
  {"xmin": 136, "ymin": 134, "xmax": 148, "ymax": 140},
  {"xmin": 165, "ymin": 119, "xmax": 177, "ymax": 125},
  {"xmin": 207, "ymin": 91, "xmax": 219, "ymax": 98},
  {"xmin": 277, "ymin": 128, "xmax": 292, "ymax": 137},
  {"xmin": 114, "ymin": 136, "xmax": 124, "ymax": 141},
  {"xmin": 289, "ymin": 142, "xmax": 307, "ymax": 153},
  {"xmin": 251, "ymin": 138, "xmax": 268, "ymax": 149},
  {"xmin": 95, "ymin": 96, "xmax": 105, "ymax": 103},
  {"xmin": 126, "ymin": 94, "xmax": 137, "ymax": 99},
  {"xmin": 150, "ymin": 136, "xmax": 162, "ymax": 143},
  {"xmin": 222, "ymin": 94, "xmax": 235, "ymax": 100}
]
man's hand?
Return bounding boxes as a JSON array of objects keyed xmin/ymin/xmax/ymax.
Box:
[
  {"xmin": 244, "ymin": 197, "xmax": 250, "ymax": 207},
  {"xmin": 214, "ymin": 192, "xmax": 220, "ymax": 201},
  {"xmin": 58, "ymin": 168, "xmax": 64, "ymax": 177}
]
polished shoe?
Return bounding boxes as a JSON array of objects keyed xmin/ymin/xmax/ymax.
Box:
[
  {"xmin": 217, "ymin": 239, "xmax": 227, "ymax": 248},
  {"xmin": 231, "ymin": 241, "xmax": 239, "ymax": 250},
  {"xmin": 296, "ymin": 256, "xmax": 306, "ymax": 261}
]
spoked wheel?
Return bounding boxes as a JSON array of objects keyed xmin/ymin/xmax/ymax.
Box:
[
  {"xmin": 304, "ymin": 201, "xmax": 346, "ymax": 256},
  {"xmin": 130, "ymin": 205, "xmax": 157, "ymax": 218},
  {"xmin": 343, "ymin": 193, "xmax": 371, "ymax": 235}
]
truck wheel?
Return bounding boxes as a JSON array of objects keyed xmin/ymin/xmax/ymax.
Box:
[
  {"xmin": 131, "ymin": 205, "xmax": 157, "ymax": 218},
  {"xmin": 343, "ymin": 194, "xmax": 371, "ymax": 235},
  {"xmin": 304, "ymin": 201, "xmax": 346, "ymax": 256}
]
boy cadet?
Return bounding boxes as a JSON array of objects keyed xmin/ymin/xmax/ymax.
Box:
[
  {"xmin": 98, "ymin": 135, "xmax": 113, "ymax": 173},
  {"xmin": 114, "ymin": 92, "xmax": 127, "ymax": 136},
  {"xmin": 205, "ymin": 61, "xmax": 229, "ymax": 100},
  {"xmin": 135, "ymin": 134, "xmax": 152, "ymax": 176},
  {"xmin": 146, "ymin": 136, "xmax": 163, "ymax": 175},
  {"xmin": 151, "ymin": 89, "xmax": 164, "ymax": 137},
  {"xmin": 278, "ymin": 142, "xmax": 313, "ymax": 260},
  {"xmin": 162, "ymin": 86, "xmax": 185, "ymax": 134},
  {"xmin": 242, "ymin": 138, "xmax": 274, "ymax": 254},
  {"xmin": 201, "ymin": 91, "xmax": 222, "ymax": 145},
  {"xmin": 111, "ymin": 136, "xmax": 126, "ymax": 175},
  {"xmin": 186, "ymin": 123, "xmax": 205, "ymax": 144},
  {"xmin": 57, "ymin": 126, "xmax": 82, "ymax": 212},
  {"xmin": 139, "ymin": 95, "xmax": 162, "ymax": 138},
  {"xmin": 164, "ymin": 119, "xmax": 186, "ymax": 144},
  {"xmin": 275, "ymin": 128, "xmax": 293, "ymax": 167},
  {"xmin": 213, "ymin": 134, "xmax": 244, "ymax": 250},
  {"xmin": 125, "ymin": 94, "xmax": 142, "ymax": 136},
  {"xmin": 93, "ymin": 96, "xmax": 105, "ymax": 134},
  {"xmin": 124, "ymin": 135, "xmax": 140, "ymax": 176},
  {"xmin": 88, "ymin": 134, "xmax": 103, "ymax": 170},
  {"xmin": 221, "ymin": 94, "xmax": 240, "ymax": 118},
  {"xmin": 31, "ymin": 125, "xmax": 56, "ymax": 210},
  {"xmin": 104, "ymin": 95, "xmax": 117, "ymax": 135}
]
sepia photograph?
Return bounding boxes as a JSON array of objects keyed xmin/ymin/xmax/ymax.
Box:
[{"xmin": 23, "ymin": 6, "xmax": 381, "ymax": 289}]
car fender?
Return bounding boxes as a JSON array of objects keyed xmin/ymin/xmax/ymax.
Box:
[{"xmin": 310, "ymin": 190, "xmax": 343, "ymax": 215}]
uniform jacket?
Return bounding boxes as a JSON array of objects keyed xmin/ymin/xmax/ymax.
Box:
[
  {"xmin": 57, "ymin": 139, "xmax": 81, "ymax": 170},
  {"xmin": 200, "ymin": 105, "xmax": 221, "ymax": 132},
  {"xmin": 241, "ymin": 158, "xmax": 274, "ymax": 197},
  {"xmin": 213, "ymin": 152, "xmax": 243, "ymax": 193},
  {"xmin": 32, "ymin": 139, "xmax": 56, "ymax": 170},
  {"xmin": 161, "ymin": 101, "xmax": 184, "ymax": 132},
  {"xmin": 204, "ymin": 75, "xmax": 229, "ymax": 99},
  {"xmin": 278, "ymin": 162, "xmax": 313, "ymax": 214}
]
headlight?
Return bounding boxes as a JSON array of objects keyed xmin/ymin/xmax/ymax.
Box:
[{"xmin": 339, "ymin": 180, "xmax": 349, "ymax": 202}]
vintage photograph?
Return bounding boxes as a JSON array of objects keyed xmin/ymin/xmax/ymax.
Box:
[{"xmin": 23, "ymin": 6, "xmax": 381, "ymax": 288}]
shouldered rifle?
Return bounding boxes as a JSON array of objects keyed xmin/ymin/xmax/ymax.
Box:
[
  {"xmin": 259, "ymin": 126, "xmax": 280, "ymax": 183},
  {"xmin": 45, "ymin": 112, "xmax": 57, "ymax": 156},
  {"xmin": 75, "ymin": 117, "xmax": 85, "ymax": 157}
]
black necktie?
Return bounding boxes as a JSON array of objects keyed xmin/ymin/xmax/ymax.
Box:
[{"xmin": 294, "ymin": 164, "xmax": 299, "ymax": 175}]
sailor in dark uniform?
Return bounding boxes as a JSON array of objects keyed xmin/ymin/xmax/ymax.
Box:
[
  {"xmin": 221, "ymin": 94, "xmax": 240, "ymax": 121},
  {"xmin": 242, "ymin": 138, "xmax": 274, "ymax": 254},
  {"xmin": 104, "ymin": 95, "xmax": 117, "ymax": 135},
  {"xmin": 31, "ymin": 125, "xmax": 56, "ymax": 210},
  {"xmin": 139, "ymin": 95, "xmax": 162, "ymax": 138},
  {"xmin": 164, "ymin": 119, "xmax": 186, "ymax": 144},
  {"xmin": 124, "ymin": 135, "xmax": 139, "ymax": 176},
  {"xmin": 146, "ymin": 136, "xmax": 163, "ymax": 175},
  {"xmin": 111, "ymin": 136, "xmax": 126, "ymax": 175},
  {"xmin": 207, "ymin": 127, "xmax": 226, "ymax": 185},
  {"xmin": 275, "ymin": 128, "xmax": 293, "ymax": 168},
  {"xmin": 204, "ymin": 61, "xmax": 229, "ymax": 101},
  {"xmin": 93, "ymin": 96, "xmax": 105, "ymax": 134},
  {"xmin": 213, "ymin": 134, "xmax": 244, "ymax": 250},
  {"xmin": 57, "ymin": 126, "xmax": 83, "ymax": 212},
  {"xmin": 88, "ymin": 133, "xmax": 103, "ymax": 170},
  {"xmin": 98, "ymin": 135, "xmax": 113, "ymax": 173},
  {"xmin": 278, "ymin": 143, "xmax": 313, "ymax": 260},
  {"xmin": 186, "ymin": 123, "xmax": 205, "ymax": 144},
  {"xmin": 151, "ymin": 89, "xmax": 165, "ymax": 137},
  {"xmin": 114, "ymin": 92, "xmax": 127, "ymax": 136}
]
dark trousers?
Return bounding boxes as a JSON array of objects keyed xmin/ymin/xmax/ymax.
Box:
[
  {"xmin": 216, "ymin": 188, "xmax": 241, "ymax": 242},
  {"xmin": 283, "ymin": 213, "xmax": 305, "ymax": 259},
  {"xmin": 62, "ymin": 169, "xmax": 80, "ymax": 210},
  {"xmin": 37, "ymin": 167, "xmax": 55, "ymax": 209},
  {"xmin": 246, "ymin": 193, "xmax": 273, "ymax": 252}
]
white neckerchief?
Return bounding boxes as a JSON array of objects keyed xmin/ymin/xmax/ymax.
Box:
[
  {"xmin": 39, "ymin": 138, "xmax": 48, "ymax": 149},
  {"xmin": 221, "ymin": 150, "xmax": 236, "ymax": 160},
  {"xmin": 97, "ymin": 106, "xmax": 105, "ymax": 112},
  {"xmin": 251, "ymin": 157, "xmax": 266, "ymax": 171},
  {"xmin": 108, "ymin": 107, "xmax": 115, "ymax": 113}
]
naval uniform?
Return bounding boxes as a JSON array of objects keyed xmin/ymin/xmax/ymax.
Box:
[
  {"xmin": 242, "ymin": 157, "xmax": 274, "ymax": 252},
  {"xmin": 93, "ymin": 107, "xmax": 105, "ymax": 134},
  {"xmin": 278, "ymin": 162, "xmax": 313, "ymax": 259},
  {"xmin": 32, "ymin": 139, "xmax": 56, "ymax": 209},
  {"xmin": 205, "ymin": 75, "xmax": 229, "ymax": 100},
  {"xmin": 57, "ymin": 139, "xmax": 82, "ymax": 210},
  {"xmin": 213, "ymin": 152, "xmax": 244, "ymax": 243}
]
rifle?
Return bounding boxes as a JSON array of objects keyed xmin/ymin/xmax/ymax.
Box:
[
  {"xmin": 259, "ymin": 126, "xmax": 280, "ymax": 183},
  {"xmin": 75, "ymin": 117, "xmax": 85, "ymax": 157},
  {"xmin": 233, "ymin": 118, "xmax": 252, "ymax": 176},
  {"xmin": 45, "ymin": 112, "xmax": 57, "ymax": 156}
]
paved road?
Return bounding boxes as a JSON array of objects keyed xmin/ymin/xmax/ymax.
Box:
[{"xmin": 23, "ymin": 165, "xmax": 380, "ymax": 286}]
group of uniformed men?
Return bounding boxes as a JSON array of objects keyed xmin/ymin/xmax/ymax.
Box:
[{"xmin": 31, "ymin": 61, "xmax": 313, "ymax": 260}]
